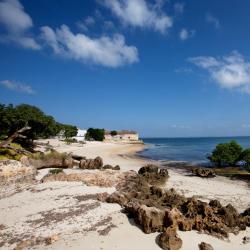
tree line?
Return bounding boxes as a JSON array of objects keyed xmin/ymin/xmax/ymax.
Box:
[{"xmin": 0, "ymin": 103, "xmax": 77, "ymax": 141}]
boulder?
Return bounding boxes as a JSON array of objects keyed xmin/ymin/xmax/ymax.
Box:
[
  {"xmin": 125, "ymin": 202, "xmax": 166, "ymax": 233},
  {"xmin": 198, "ymin": 242, "xmax": 214, "ymax": 250},
  {"xmin": 103, "ymin": 164, "xmax": 121, "ymax": 170},
  {"xmin": 158, "ymin": 227, "xmax": 182, "ymax": 250},
  {"xmin": 79, "ymin": 156, "xmax": 103, "ymax": 169},
  {"xmin": 192, "ymin": 168, "xmax": 215, "ymax": 178}
]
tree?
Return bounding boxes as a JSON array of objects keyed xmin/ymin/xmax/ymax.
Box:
[
  {"xmin": 62, "ymin": 125, "xmax": 78, "ymax": 138},
  {"xmin": 110, "ymin": 130, "xmax": 117, "ymax": 136},
  {"xmin": 240, "ymin": 149, "xmax": 250, "ymax": 171},
  {"xmin": 0, "ymin": 103, "xmax": 76, "ymax": 142},
  {"xmin": 85, "ymin": 128, "xmax": 105, "ymax": 141},
  {"xmin": 208, "ymin": 140, "xmax": 242, "ymax": 167}
]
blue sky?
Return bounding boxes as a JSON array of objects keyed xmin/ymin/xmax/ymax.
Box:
[{"xmin": 1, "ymin": 0, "xmax": 250, "ymax": 137}]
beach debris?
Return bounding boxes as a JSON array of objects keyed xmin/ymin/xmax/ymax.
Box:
[
  {"xmin": 243, "ymin": 236, "xmax": 250, "ymax": 244},
  {"xmin": 158, "ymin": 227, "xmax": 182, "ymax": 250},
  {"xmin": 13, "ymin": 234, "xmax": 59, "ymax": 250},
  {"xmin": 192, "ymin": 168, "xmax": 216, "ymax": 178},
  {"xmin": 198, "ymin": 242, "xmax": 214, "ymax": 250}
]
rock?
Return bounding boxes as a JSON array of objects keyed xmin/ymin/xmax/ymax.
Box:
[
  {"xmin": 79, "ymin": 156, "xmax": 103, "ymax": 169},
  {"xmin": 243, "ymin": 236, "xmax": 250, "ymax": 244},
  {"xmin": 199, "ymin": 242, "xmax": 214, "ymax": 250},
  {"xmin": 138, "ymin": 164, "xmax": 159, "ymax": 175},
  {"xmin": 138, "ymin": 164, "xmax": 169, "ymax": 185},
  {"xmin": 103, "ymin": 164, "xmax": 120, "ymax": 170},
  {"xmin": 62, "ymin": 155, "xmax": 73, "ymax": 168},
  {"xmin": 125, "ymin": 202, "xmax": 166, "ymax": 233},
  {"xmin": 192, "ymin": 168, "xmax": 215, "ymax": 178},
  {"xmin": 158, "ymin": 227, "xmax": 182, "ymax": 250}
]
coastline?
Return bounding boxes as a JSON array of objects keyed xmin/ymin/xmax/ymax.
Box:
[{"xmin": 0, "ymin": 139, "xmax": 250, "ymax": 250}]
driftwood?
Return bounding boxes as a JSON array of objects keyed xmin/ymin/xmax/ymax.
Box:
[{"xmin": 0, "ymin": 126, "xmax": 31, "ymax": 148}]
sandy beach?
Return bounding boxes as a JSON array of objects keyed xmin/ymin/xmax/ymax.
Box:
[{"xmin": 0, "ymin": 139, "xmax": 249, "ymax": 250}]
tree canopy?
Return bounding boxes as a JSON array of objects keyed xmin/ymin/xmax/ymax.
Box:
[
  {"xmin": 0, "ymin": 103, "xmax": 77, "ymax": 141},
  {"xmin": 85, "ymin": 128, "xmax": 105, "ymax": 141},
  {"xmin": 208, "ymin": 140, "xmax": 243, "ymax": 167}
]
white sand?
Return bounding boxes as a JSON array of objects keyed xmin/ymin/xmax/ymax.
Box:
[{"xmin": 1, "ymin": 139, "xmax": 249, "ymax": 249}]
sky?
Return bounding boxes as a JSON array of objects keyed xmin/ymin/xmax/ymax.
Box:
[{"xmin": 1, "ymin": 0, "xmax": 250, "ymax": 137}]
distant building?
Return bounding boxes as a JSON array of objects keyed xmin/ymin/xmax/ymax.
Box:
[
  {"xmin": 104, "ymin": 130, "xmax": 139, "ymax": 142},
  {"xmin": 73, "ymin": 128, "xmax": 87, "ymax": 142}
]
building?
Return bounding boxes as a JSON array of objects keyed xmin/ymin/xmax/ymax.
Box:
[
  {"xmin": 73, "ymin": 128, "xmax": 87, "ymax": 142},
  {"xmin": 104, "ymin": 130, "xmax": 139, "ymax": 142}
]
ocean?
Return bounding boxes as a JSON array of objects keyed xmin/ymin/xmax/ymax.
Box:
[{"xmin": 139, "ymin": 137, "xmax": 250, "ymax": 165}]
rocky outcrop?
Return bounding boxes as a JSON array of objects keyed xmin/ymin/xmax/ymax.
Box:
[
  {"xmin": 158, "ymin": 227, "xmax": 182, "ymax": 250},
  {"xmin": 24, "ymin": 153, "xmax": 74, "ymax": 169},
  {"xmin": 138, "ymin": 164, "xmax": 169, "ymax": 185},
  {"xmin": 0, "ymin": 159, "xmax": 36, "ymax": 198},
  {"xmin": 105, "ymin": 165, "xmax": 250, "ymax": 249},
  {"xmin": 192, "ymin": 168, "xmax": 216, "ymax": 178},
  {"xmin": 198, "ymin": 242, "xmax": 214, "ymax": 250}
]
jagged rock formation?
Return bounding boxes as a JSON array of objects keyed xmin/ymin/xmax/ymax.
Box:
[
  {"xmin": 192, "ymin": 168, "xmax": 216, "ymax": 178},
  {"xmin": 105, "ymin": 164, "xmax": 250, "ymax": 249}
]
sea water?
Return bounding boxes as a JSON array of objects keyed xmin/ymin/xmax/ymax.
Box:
[{"xmin": 140, "ymin": 137, "xmax": 250, "ymax": 165}]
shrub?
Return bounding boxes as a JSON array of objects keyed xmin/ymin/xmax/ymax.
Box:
[
  {"xmin": 110, "ymin": 130, "xmax": 118, "ymax": 136},
  {"xmin": 240, "ymin": 148, "xmax": 250, "ymax": 171},
  {"xmin": 85, "ymin": 128, "xmax": 105, "ymax": 141},
  {"xmin": 49, "ymin": 168, "xmax": 63, "ymax": 174},
  {"xmin": 208, "ymin": 140, "xmax": 242, "ymax": 167}
]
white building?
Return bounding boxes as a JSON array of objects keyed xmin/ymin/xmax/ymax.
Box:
[{"xmin": 73, "ymin": 128, "xmax": 87, "ymax": 142}]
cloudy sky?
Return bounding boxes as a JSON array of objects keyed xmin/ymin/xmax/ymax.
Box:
[{"xmin": 1, "ymin": 0, "xmax": 250, "ymax": 137}]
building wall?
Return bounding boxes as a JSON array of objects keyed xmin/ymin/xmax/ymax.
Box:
[{"xmin": 105, "ymin": 133, "xmax": 139, "ymax": 141}]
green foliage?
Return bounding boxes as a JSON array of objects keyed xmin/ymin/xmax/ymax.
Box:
[
  {"xmin": 0, "ymin": 103, "xmax": 76, "ymax": 142},
  {"xmin": 110, "ymin": 130, "xmax": 118, "ymax": 136},
  {"xmin": 240, "ymin": 149, "xmax": 250, "ymax": 171},
  {"xmin": 85, "ymin": 128, "xmax": 105, "ymax": 141},
  {"xmin": 49, "ymin": 168, "xmax": 63, "ymax": 174},
  {"xmin": 208, "ymin": 140, "xmax": 243, "ymax": 167},
  {"xmin": 61, "ymin": 125, "xmax": 78, "ymax": 139}
]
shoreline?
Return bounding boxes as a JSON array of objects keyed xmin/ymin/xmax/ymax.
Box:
[{"xmin": 1, "ymin": 139, "xmax": 250, "ymax": 250}]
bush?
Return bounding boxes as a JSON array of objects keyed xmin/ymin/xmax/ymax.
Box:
[
  {"xmin": 110, "ymin": 130, "xmax": 117, "ymax": 136},
  {"xmin": 49, "ymin": 168, "xmax": 63, "ymax": 174},
  {"xmin": 64, "ymin": 138, "xmax": 77, "ymax": 144},
  {"xmin": 240, "ymin": 149, "xmax": 250, "ymax": 171},
  {"xmin": 208, "ymin": 140, "xmax": 242, "ymax": 167},
  {"xmin": 85, "ymin": 128, "xmax": 105, "ymax": 141}
]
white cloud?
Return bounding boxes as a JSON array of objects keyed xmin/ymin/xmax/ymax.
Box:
[
  {"xmin": 41, "ymin": 25, "xmax": 139, "ymax": 68},
  {"xmin": 179, "ymin": 28, "xmax": 195, "ymax": 41},
  {"xmin": 206, "ymin": 13, "xmax": 220, "ymax": 29},
  {"xmin": 0, "ymin": 80, "xmax": 35, "ymax": 94},
  {"xmin": 101, "ymin": 0, "xmax": 173, "ymax": 34},
  {"xmin": 0, "ymin": 0, "xmax": 40, "ymax": 49},
  {"xmin": 188, "ymin": 51, "xmax": 250, "ymax": 93},
  {"xmin": 174, "ymin": 2, "xmax": 184, "ymax": 14}
]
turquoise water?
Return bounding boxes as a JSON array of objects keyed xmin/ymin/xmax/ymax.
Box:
[{"xmin": 140, "ymin": 137, "xmax": 250, "ymax": 165}]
